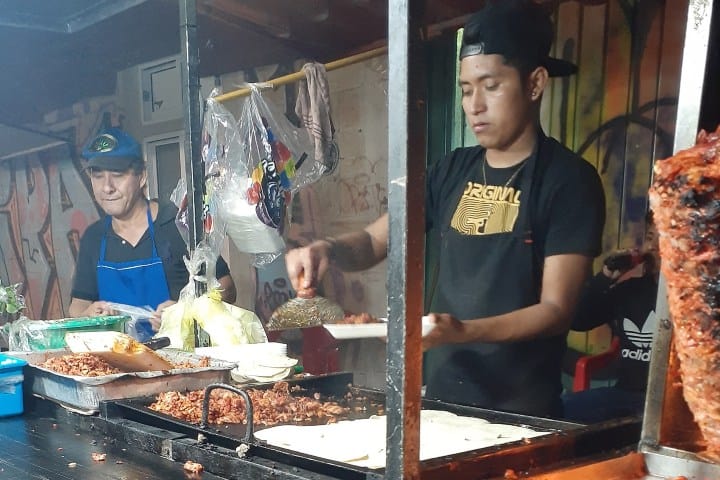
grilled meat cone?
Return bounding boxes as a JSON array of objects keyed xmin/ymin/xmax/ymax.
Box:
[{"xmin": 649, "ymin": 125, "xmax": 720, "ymax": 457}]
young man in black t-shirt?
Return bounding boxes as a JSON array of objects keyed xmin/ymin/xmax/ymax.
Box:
[{"xmin": 285, "ymin": 0, "xmax": 605, "ymax": 417}]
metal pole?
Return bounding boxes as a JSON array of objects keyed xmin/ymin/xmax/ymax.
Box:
[
  {"xmin": 386, "ymin": 0, "xmax": 426, "ymax": 478},
  {"xmin": 179, "ymin": 0, "xmax": 204, "ymax": 254},
  {"xmin": 640, "ymin": 0, "xmax": 714, "ymax": 450},
  {"xmin": 213, "ymin": 46, "xmax": 388, "ymax": 104}
]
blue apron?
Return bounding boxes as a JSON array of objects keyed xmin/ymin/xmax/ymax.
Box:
[{"xmin": 97, "ymin": 206, "xmax": 170, "ymax": 341}]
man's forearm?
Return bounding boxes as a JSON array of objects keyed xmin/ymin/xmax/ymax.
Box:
[
  {"xmin": 462, "ymin": 301, "xmax": 572, "ymax": 343},
  {"xmin": 326, "ymin": 214, "xmax": 388, "ymax": 272},
  {"xmin": 327, "ymin": 232, "xmax": 384, "ymax": 271}
]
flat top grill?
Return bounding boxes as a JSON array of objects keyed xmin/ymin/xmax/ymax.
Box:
[{"xmin": 101, "ymin": 372, "xmax": 641, "ymax": 480}]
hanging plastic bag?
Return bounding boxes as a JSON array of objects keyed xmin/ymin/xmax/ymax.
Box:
[
  {"xmin": 238, "ymin": 84, "xmax": 325, "ymax": 199},
  {"xmin": 171, "ymin": 177, "xmax": 190, "ymax": 248},
  {"xmin": 156, "ymin": 242, "xmax": 230, "ymax": 350},
  {"xmin": 203, "ymin": 85, "xmax": 324, "ymax": 267},
  {"xmin": 157, "ymin": 296, "xmax": 195, "ymax": 351},
  {"xmin": 192, "ymin": 290, "xmax": 267, "ymax": 347}
]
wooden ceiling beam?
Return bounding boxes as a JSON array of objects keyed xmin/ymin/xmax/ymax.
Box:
[{"xmin": 199, "ymin": 0, "xmax": 291, "ymax": 38}]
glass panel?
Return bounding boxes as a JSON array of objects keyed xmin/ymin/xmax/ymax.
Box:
[{"xmin": 154, "ymin": 141, "xmax": 181, "ymax": 204}]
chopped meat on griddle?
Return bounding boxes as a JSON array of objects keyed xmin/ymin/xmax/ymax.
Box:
[{"xmin": 149, "ymin": 381, "xmax": 349, "ymax": 426}]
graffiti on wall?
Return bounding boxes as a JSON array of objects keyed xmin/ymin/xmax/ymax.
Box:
[
  {"xmin": 336, "ymin": 174, "xmax": 387, "ymax": 218},
  {"xmin": 0, "ymin": 144, "xmax": 99, "ymax": 320}
]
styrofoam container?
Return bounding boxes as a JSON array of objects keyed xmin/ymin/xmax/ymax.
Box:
[{"xmin": 0, "ymin": 353, "xmax": 28, "ymax": 417}]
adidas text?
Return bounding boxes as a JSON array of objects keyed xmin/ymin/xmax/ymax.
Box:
[{"xmin": 621, "ymin": 348, "xmax": 651, "ymax": 362}]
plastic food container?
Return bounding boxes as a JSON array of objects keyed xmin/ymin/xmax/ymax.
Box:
[
  {"xmin": 8, "ymin": 315, "xmax": 129, "ymax": 351},
  {"xmin": 0, "ymin": 353, "xmax": 28, "ymax": 416}
]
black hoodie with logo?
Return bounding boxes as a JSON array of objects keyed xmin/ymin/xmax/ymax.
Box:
[{"xmin": 571, "ymin": 272, "xmax": 658, "ymax": 392}]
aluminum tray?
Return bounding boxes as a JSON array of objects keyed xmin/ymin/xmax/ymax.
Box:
[{"xmin": 10, "ymin": 349, "xmax": 235, "ymax": 414}]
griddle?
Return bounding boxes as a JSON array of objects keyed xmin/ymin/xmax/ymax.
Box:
[
  {"xmin": 106, "ymin": 373, "xmax": 388, "ymax": 479},
  {"xmin": 102, "ymin": 372, "xmax": 642, "ymax": 480}
]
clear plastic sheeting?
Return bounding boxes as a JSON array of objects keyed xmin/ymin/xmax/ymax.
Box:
[
  {"xmin": 105, "ymin": 302, "xmax": 155, "ymax": 342},
  {"xmin": 4, "ymin": 315, "xmax": 128, "ymax": 352},
  {"xmin": 0, "ymin": 374, "xmax": 24, "ymax": 394},
  {"xmin": 0, "ymin": 281, "xmax": 25, "ymax": 316},
  {"xmin": 170, "ymin": 176, "xmax": 190, "ymax": 248},
  {"xmin": 203, "ymin": 85, "xmax": 325, "ymax": 266}
]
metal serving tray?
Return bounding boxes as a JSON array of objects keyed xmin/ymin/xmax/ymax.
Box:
[{"xmin": 11, "ymin": 349, "xmax": 234, "ymax": 414}]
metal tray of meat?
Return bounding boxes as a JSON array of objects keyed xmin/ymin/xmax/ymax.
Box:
[
  {"xmin": 10, "ymin": 349, "xmax": 235, "ymax": 414},
  {"xmin": 102, "ymin": 373, "xmax": 642, "ymax": 479}
]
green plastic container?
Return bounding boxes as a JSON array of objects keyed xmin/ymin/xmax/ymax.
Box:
[{"xmin": 13, "ymin": 315, "xmax": 129, "ymax": 351}]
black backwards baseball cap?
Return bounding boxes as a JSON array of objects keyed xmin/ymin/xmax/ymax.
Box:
[
  {"xmin": 82, "ymin": 127, "xmax": 144, "ymax": 171},
  {"xmin": 459, "ymin": 0, "xmax": 578, "ymax": 78}
]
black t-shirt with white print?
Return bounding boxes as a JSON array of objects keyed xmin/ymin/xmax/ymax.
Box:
[{"xmin": 424, "ymin": 136, "xmax": 606, "ymax": 417}]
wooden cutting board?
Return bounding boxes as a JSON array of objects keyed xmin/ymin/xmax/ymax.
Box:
[{"xmin": 64, "ymin": 331, "xmax": 174, "ymax": 372}]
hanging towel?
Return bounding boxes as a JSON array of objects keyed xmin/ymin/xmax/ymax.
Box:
[{"xmin": 295, "ymin": 62, "xmax": 337, "ymax": 173}]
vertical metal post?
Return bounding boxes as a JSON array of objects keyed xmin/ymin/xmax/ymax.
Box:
[
  {"xmin": 179, "ymin": 0, "xmax": 204, "ymax": 253},
  {"xmin": 386, "ymin": 0, "xmax": 426, "ymax": 478},
  {"xmin": 640, "ymin": 0, "xmax": 714, "ymax": 449}
]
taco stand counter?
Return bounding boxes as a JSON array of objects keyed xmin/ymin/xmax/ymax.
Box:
[{"xmin": 0, "ymin": 369, "xmax": 644, "ymax": 480}]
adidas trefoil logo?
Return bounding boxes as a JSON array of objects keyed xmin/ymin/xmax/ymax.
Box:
[{"xmin": 621, "ymin": 311, "xmax": 657, "ymax": 362}]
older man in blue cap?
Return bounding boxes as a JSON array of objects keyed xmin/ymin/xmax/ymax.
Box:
[{"xmin": 68, "ymin": 127, "xmax": 236, "ymax": 340}]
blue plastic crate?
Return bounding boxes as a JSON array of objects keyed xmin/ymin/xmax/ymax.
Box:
[{"xmin": 0, "ymin": 353, "xmax": 27, "ymax": 417}]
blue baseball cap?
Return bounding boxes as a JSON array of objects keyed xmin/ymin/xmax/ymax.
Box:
[{"xmin": 82, "ymin": 128, "xmax": 144, "ymax": 171}]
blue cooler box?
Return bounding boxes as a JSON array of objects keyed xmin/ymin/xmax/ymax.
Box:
[{"xmin": 0, "ymin": 353, "xmax": 27, "ymax": 417}]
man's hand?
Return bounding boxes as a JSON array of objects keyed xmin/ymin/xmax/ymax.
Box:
[
  {"xmin": 422, "ymin": 313, "xmax": 466, "ymax": 350},
  {"xmin": 151, "ymin": 300, "xmax": 176, "ymax": 331},
  {"xmin": 285, "ymin": 215, "xmax": 389, "ymax": 291},
  {"xmin": 601, "ymin": 249, "xmax": 646, "ymax": 285},
  {"xmin": 602, "ymin": 262, "xmax": 645, "ymax": 284},
  {"xmin": 285, "ymin": 239, "xmax": 334, "ymax": 292},
  {"xmin": 85, "ymin": 301, "xmax": 115, "ymax": 317}
]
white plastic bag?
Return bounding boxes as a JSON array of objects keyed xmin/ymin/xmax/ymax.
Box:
[{"xmin": 203, "ymin": 85, "xmax": 324, "ymax": 266}]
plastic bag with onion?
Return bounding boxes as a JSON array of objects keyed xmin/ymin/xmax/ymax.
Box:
[{"xmin": 157, "ymin": 245, "xmax": 267, "ymax": 349}]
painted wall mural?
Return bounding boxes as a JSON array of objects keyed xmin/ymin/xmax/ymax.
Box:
[
  {"xmin": 0, "ymin": 102, "xmax": 121, "ymax": 321},
  {"xmin": 0, "ymin": 144, "xmax": 99, "ymax": 320},
  {"xmin": 547, "ymin": 0, "xmax": 685, "ymax": 353}
]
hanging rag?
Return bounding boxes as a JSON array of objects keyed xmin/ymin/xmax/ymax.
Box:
[{"xmin": 295, "ymin": 62, "xmax": 338, "ymax": 173}]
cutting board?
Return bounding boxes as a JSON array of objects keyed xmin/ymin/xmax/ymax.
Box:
[{"xmin": 64, "ymin": 331, "xmax": 174, "ymax": 372}]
